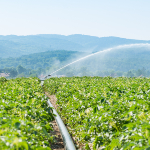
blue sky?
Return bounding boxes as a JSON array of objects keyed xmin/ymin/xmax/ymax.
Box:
[{"xmin": 0, "ymin": 0, "xmax": 150, "ymax": 40}]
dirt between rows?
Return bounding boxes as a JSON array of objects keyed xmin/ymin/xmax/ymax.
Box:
[{"xmin": 45, "ymin": 93, "xmax": 64, "ymax": 150}]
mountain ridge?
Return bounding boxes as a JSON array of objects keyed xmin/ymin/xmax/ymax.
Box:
[{"xmin": 0, "ymin": 34, "xmax": 150, "ymax": 58}]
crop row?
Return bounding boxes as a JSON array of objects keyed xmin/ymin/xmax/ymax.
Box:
[
  {"xmin": 44, "ymin": 77, "xmax": 150, "ymax": 150},
  {"xmin": 0, "ymin": 77, "xmax": 54, "ymax": 150}
]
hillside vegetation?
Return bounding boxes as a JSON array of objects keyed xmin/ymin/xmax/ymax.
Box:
[
  {"xmin": 0, "ymin": 50, "xmax": 80, "ymax": 69},
  {"xmin": 0, "ymin": 34, "xmax": 150, "ymax": 58}
]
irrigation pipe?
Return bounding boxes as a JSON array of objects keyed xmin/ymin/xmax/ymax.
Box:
[
  {"xmin": 47, "ymin": 100, "xmax": 76, "ymax": 150},
  {"xmin": 41, "ymin": 80, "xmax": 76, "ymax": 150}
]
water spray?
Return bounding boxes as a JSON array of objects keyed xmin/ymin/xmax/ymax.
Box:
[
  {"xmin": 44, "ymin": 43, "xmax": 150, "ymax": 79},
  {"xmin": 40, "ymin": 43, "xmax": 150, "ymax": 149}
]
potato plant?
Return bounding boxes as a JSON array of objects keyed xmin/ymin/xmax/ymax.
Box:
[
  {"xmin": 0, "ymin": 77, "xmax": 54, "ymax": 150},
  {"xmin": 44, "ymin": 77, "xmax": 150, "ymax": 150}
]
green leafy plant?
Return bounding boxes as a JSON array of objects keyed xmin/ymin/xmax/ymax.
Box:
[
  {"xmin": 0, "ymin": 77, "xmax": 54, "ymax": 149},
  {"xmin": 0, "ymin": 77, "xmax": 7, "ymax": 82},
  {"xmin": 44, "ymin": 77, "xmax": 150, "ymax": 149}
]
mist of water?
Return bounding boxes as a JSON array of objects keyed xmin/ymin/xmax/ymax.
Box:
[{"xmin": 45, "ymin": 43, "xmax": 150, "ymax": 77}]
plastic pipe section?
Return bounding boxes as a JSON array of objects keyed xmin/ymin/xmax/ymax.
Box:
[{"xmin": 47, "ymin": 100, "xmax": 76, "ymax": 150}]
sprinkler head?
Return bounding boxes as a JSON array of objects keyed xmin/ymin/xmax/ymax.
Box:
[{"xmin": 44, "ymin": 74, "xmax": 51, "ymax": 79}]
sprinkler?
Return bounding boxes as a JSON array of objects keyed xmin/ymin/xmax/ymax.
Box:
[
  {"xmin": 40, "ymin": 74, "xmax": 51, "ymax": 86},
  {"xmin": 45, "ymin": 74, "xmax": 51, "ymax": 79},
  {"xmin": 49, "ymin": 43, "xmax": 150, "ymax": 76},
  {"xmin": 40, "ymin": 74, "xmax": 51, "ymax": 82}
]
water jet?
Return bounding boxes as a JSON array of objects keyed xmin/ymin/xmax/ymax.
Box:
[{"xmin": 44, "ymin": 43, "xmax": 150, "ymax": 78}]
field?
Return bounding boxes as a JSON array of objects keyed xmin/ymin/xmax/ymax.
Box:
[
  {"xmin": 0, "ymin": 77, "xmax": 54, "ymax": 150},
  {"xmin": 44, "ymin": 77, "xmax": 150, "ymax": 150}
]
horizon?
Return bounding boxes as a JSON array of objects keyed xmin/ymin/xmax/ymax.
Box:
[{"xmin": 0, "ymin": 34, "xmax": 150, "ymax": 41}]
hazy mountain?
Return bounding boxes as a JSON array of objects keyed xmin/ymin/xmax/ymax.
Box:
[
  {"xmin": 70, "ymin": 46, "xmax": 150, "ymax": 72},
  {"xmin": 0, "ymin": 34, "xmax": 150, "ymax": 58},
  {"xmin": 37, "ymin": 34, "xmax": 150, "ymax": 52}
]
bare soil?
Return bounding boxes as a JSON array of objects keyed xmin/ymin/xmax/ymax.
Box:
[{"xmin": 45, "ymin": 92, "xmax": 64, "ymax": 150}]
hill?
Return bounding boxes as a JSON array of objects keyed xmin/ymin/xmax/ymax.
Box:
[
  {"xmin": 0, "ymin": 50, "xmax": 81, "ymax": 69},
  {"xmin": 0, "ymin": 34, "xmax": 150, "ymax": 58}
]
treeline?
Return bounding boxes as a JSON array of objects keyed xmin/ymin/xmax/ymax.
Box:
[
  {"xmin": 1, "ymin": 65, "xmax": 150, "ymax": 79},
  {"xmin": 0, "ymin": 65, "xmax": 45, "ymax": 78},
  {"xmin": 95, "ymin": 68, "xmax": 150, "ymax": 77},
  {"xmin": 49, "ymin": 66, "xmax": 150, "ymax": 78},
  {"xmin": 0, "ymin": 50, "xmax": 80, "ymax": 69}
]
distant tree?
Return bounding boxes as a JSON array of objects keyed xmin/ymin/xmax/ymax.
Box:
[
  {"xmin": 127, "ymin": 71, "xmax": 134, "ymax": 77},
  {"xmin": 9, "ymin": 69, "xmax": 18, "ymax": 78},
  {"xmin": 17, "ymin": 65, "xmax": 26, "ymax": 74},
  {"xmin": 136, "ymin": 69, "xmax": 143, "ymax": 77}
]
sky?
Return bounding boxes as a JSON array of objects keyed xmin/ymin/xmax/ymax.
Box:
[{"xmin": 0, "ymin": 0, "xmax": 150, "ymax": 40}]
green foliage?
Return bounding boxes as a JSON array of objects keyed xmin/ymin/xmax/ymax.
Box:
[
  {"xmin": 52, "ymin": 66, "xmax": 150, "ymax": 78},
  {"xmin": 17, "ymin": 65, "xmax": 26, "ymax": 74},
  {"xmin": 44, "ymin": 77, "xmax": 150, "ymax": 149},
  {"xmin": 0, "ymin": 77, "xmax": 54, "ymax": 149},
  {"xmin": 0, "ymin": 50, "xmax": 79, "ymax": 69},
  {"xmin": 0, "ymin": 77, "xmax": 7, "ymax": 82}
]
